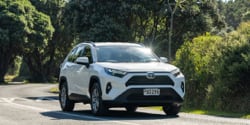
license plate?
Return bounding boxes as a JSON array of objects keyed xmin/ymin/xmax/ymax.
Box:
[{"xmin": 143, "ymin": 88, "xmax": 160, "ymax": 96}]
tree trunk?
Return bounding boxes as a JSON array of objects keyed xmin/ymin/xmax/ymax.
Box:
[
  {"xmin": 168, "ymin": 13, "xmax": 174, "ymax": 62},
  {"xmin": 0, "ymin": 51, "xmax": 15, "ymax": 83},
  {"xmin": 30, "ymin": 70, "xmax": 47, "ymax": 83},
  {"xmin": 0, "ymin": 60, "xmax": 12, "ymax": 83},
  {"xmin": 0, "ymin": 70, "xmax": 5, "ymax": 83},
  {"xmin": 24, "ymin": 52, "xmax": 48, "ymax": 83}
]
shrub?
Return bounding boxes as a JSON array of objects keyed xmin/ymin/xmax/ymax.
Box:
[
  {"xmin": 175, "ymin": 21, "xmax": 250, "ymax": 113},
  {"xmin": 175, "ymin": 33, "xmax": 222, "ymax": 108},
  {"xmin": 208, "ymin": 21, "xmax": 250, "ymax": 112}
]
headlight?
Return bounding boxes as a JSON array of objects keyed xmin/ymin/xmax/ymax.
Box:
[
  {"xmin": 104, "ymin": 68, "xmax": 127, "ymax": 78},
  {"xmin": 171, "ymin": 68, "xmax": 181, "ymax": 77}
]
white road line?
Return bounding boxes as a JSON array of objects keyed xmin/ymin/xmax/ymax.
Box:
[
  {"xmin": 0, "ymin": 98, "xmax": 5, "ymax": 103},
  {"xmin": 0, "ymin": 97, "xmax": 32, "ymax": 103},
  {"xmin": 1, "ymin": 98, "xmax": 15, "ymax": 103},
  {"xmin": 4, "ymin": 100, "xmax": 140, "ymax": 125}
]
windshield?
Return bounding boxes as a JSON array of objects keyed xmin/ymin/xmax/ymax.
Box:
[{"xmin": 96, "ymin": 46, "xmax": 160, "ymax": 63}]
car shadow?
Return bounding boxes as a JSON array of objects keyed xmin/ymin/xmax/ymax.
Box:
[
  {"xmin": 26, "ymin": 96, "xmax": 58, "ymax": 101},
  {"xmin": 41, "ymin": 109, "xmax": 179, "ymax": 121}
]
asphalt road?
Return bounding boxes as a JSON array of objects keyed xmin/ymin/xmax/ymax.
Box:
[{"xmin": 0, "ymin": 84, "xmax": 249, "ymax": 125}]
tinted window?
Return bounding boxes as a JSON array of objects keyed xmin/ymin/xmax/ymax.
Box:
[{"xmin": 67, "ymin": 47, "xmax": 79, "ymax": 62}]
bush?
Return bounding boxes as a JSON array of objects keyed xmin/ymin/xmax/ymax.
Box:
[
  {"xmin": 175, "ymin": 21, "xmax": 250, "ymax": 113},
  {"xmin": 175, "ymin": 33, "xmax": 222, "ymax": 108},
  {"xmin": 208, "ymin": 22, "xmax": 250, "ymax": 112}
]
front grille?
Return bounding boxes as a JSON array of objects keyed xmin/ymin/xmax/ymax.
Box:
[{"xmin": 126, "ymin": 75, "xmax": 174, "ymax": 86}]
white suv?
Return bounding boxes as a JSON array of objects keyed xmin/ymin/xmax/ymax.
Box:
[{"xmin": 59, "ymin": 42, "xmax": 185, "ymax": 116}]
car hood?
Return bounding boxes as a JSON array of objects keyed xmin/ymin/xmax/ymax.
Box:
[{"xmin": 97, "ymin": 62, "xmax": 177, "ymax": 72}]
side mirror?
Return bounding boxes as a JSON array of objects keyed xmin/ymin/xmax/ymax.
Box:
[
  {"xmin": 75, "ymin": 57, "xmax": 89, "ymax": 67},
  {"xmin": 160, "ymin": 57, "xmax": 168, "ymax": 63}
]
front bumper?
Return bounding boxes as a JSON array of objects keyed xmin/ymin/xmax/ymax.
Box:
[{"xmin": 103, "ymin": 88, "xmax": 183, "ymax": 107}]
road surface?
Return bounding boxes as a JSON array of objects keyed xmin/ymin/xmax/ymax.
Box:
[{"xmin": 0, "ymin": 84, "xmax": 249, "ymax": 125}]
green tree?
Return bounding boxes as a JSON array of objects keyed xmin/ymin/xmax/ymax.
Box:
[
  {"xmin": 63, "ymin": 0, "xmax": 224, "ymax": 59},
  {"xmin": 179, "ymin": 0, "xmax": 224, "ymax": 49},
  {"xmin": 242, "ymin": 11, "xmax": 250, "ymax": 22},
  {"xmin": 165, "ymin": 0, "xmax": 186, "ymax": 61},
  {"xmin": 0, "ymin": 0, "xmax": 54, "ymax": 83},
  {"xmin": 222, "ymin": 0, "xmax": 250, "ymax": 28},
  {"xmin": 29, "ymin": 0, "xmax": 69, "ymax": 82},
  {"xmin": 64, "ymin": 0, "xmax": 132, "ymax": 42},
  {"xmin": 0, "ymin": 1, "xmax": 25, "ymax": 82},
  {"xmin": 22, "ymin": 9, "xmax": 54, "ymax": 82}
]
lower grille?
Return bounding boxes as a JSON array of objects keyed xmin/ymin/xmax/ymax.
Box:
[{"xmin": 127, "ymin": 94, "xmax": 173, "ymax": 101}]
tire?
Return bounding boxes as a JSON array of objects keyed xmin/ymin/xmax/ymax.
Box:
[
  {"xmin": 90, "ymin": 82, "xmax": 107, "ymax": 116},
  {"xmin": 59, "ymin": 82, "xmax": 75, "ymax": 111},
  {"xmin": 162, "ymin": 103, "xmax": 181, "ymax": 116},
  {"xmin": 125, "ymin": 106, "xmax": 137, "ymax": 113}
]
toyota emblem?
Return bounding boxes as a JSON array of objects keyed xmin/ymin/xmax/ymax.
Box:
[{"xmin": 146, "ymin": 72, "xmax": 156, "ymax": 79}]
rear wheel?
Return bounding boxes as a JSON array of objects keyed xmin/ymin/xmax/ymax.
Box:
[
  {"xmin": 125, "ymin": 106, "xmax": 137, "ymax": 113},
  {"xmin": 162, "ymin": 103, "xmax": 181, "ymax": 116},
  {"xmin": 90, "ymin": 82, "xmax": 107, "ymax": 116},
  {"xmin": 59, "ymin": 82, "xmax": 75, "ymax": 111}
]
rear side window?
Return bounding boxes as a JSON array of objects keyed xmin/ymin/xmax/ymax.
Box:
[
  {"xmin": 67, "ymin": 47, "xmax": 79, "ymax": 62},
  {"xmin": 67, "ymin": 47, "xmax": 83, "ymax": 62}
]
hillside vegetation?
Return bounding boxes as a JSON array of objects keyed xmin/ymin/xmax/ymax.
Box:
[{"xmin": 1, "ymin": 0, "xmax": 249, "ymax": 113}]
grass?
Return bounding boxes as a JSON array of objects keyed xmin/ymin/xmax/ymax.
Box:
[
  {"xmin": 149, "ymin": 107, "xmax": 250, "ymax": 119},
  {"xmin": 4, "ymin": 75, "xmax": 28, "ymax": 84},
  {"xmin": 155, "ymin": 106, "xmax": 250, "ymax": 119},
  {"xmin": 49, "ymin": 86, "xmax": 59, "ymax": 93},
  {"xmin": 4, "ymin": 75, "xmax": 16, "ymax": 83},
  {"xmin": 182, "ymin": 108, "xmax": 250, "ymax": 119}
]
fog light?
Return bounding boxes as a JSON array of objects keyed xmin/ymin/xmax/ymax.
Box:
[
  {"xmin": 106, "ymin": 82, "xmax": 112, "ymax": 94},
  {"xmin": 181, "ymin": 82, "xmax": 184, "ymax": 93}
]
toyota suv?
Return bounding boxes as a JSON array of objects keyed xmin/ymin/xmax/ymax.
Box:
[{"xmin": 59, "ymin": 42, "xmax": 185, "ymax": 116}]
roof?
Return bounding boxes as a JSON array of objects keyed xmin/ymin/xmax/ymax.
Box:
[
  {"xmin": 77, "ymin": 42, "xmax": 142, "ymax": 47},
  {"xmin": 94, "ymin": 42, "xmax": 141, "ymax": 47}
]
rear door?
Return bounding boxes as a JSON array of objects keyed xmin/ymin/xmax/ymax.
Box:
[{"xmin": 63, "ymin": 47, "xmax": 80, "ymax": 94}]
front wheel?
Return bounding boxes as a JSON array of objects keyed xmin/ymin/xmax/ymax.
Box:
[
  {"xmin": 59, "ymin": 82, "xmax": 75, "ymax": 111},
  {"xmin": 90, "ymin": 82, "xmax": 107, "ymax": 116},
  {"xmin": 162, "ymin": 103, "xmax": 181, "ymax": 116}
]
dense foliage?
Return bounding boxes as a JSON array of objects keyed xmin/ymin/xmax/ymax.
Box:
[
  {"xmin": 0, "ymin": 0, "xmax": 54, "ymax": 82},
  {"xmin": 0, "ymin": 0, "xmax": 249, "ymax": 113},
  {"xmin": 175, "ymin": 21, "xmax": 250, "ymax": 112},
  {"xmin": 209, "ymin": 22, "xmax": 250, "ymax": 112},
  {"xmin": 218, "ymin": 0, "xmax": 250, "ymax": 29},
  {"xmin": 63, "ymin": 0, "xmax": 224, "ymax": 57},
  {"xmin": 175, "ymin": 33, "xmax": 222, "ymax": 108},
  {"xmin": 28, "ymin": 0, "xmax": 70, "ymax": 82}
]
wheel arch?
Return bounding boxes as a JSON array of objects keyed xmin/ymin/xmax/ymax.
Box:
[
  {"xmin": 59, "ymin": 76, "xmax": 67, "ymax": 90},
  {"xmin": 89, "ymin": 76, "xmax": 101, "ymax": 95}
]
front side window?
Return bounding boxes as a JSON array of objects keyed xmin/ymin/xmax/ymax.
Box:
[
  {"xmin": 96, "ymin": 46, "xmax": 159, "ymax": 63},
  {"xmin": 78, "ymin": 46, "xmax": 93, "ymax": 63}
]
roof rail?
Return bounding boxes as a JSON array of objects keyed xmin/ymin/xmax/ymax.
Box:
[
  {"xmin": 83, "ymin": 41, "xmax": 95, "ymax": 47},
  {"xmin": 139, "ymin": 43, "xmax": 145, "ymax": 47}
]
